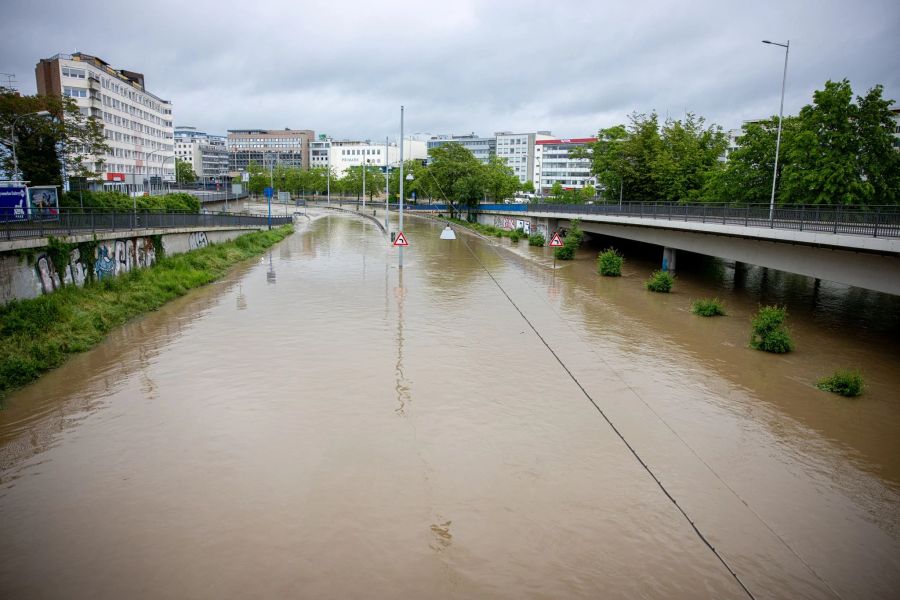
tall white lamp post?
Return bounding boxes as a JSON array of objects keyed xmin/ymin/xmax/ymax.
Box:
[{"xmin": 762, "ymin": 39, "xmax": 790, "ymax": 222}]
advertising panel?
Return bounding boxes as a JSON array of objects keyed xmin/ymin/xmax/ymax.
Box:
[
  {"xmin": 28, "ymin": 186, "xmax": 60, "ymax": 221},
  {"xmin": 0, "ymin": 186, "xmax": 28, "ymax": 222}
]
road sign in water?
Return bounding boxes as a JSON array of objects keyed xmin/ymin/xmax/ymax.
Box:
[
  {"xmin": 0, "ymin": 186, "xmax": 28, "ymax": 222},
  {"xmin": 264, "ymin": 187, "xmax": 274, "ymax": 199}
]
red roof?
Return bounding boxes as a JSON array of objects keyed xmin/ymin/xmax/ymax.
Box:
[{"xmin": 536, "ymin": 138, "xmax": 597, "ymax": 145}]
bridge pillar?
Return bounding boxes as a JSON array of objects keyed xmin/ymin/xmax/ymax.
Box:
[{"xmin": 662, "ymin": 247, "xmax": 677, "ymax": 272}]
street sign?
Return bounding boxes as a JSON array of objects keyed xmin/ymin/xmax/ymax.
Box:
[
  {"xmin": 549, "ymin": 232, "xmax": 564, "ymax": 247},
  {"xmin": 393, "ymin": 231, "xmax": 409, "ymax": 246},
  {"xmin": 264, "ymin": 186, "xmax": 274, "ymax": 199},
  {"xmin": 241, "ymin": 172, "xmax": 250, "ymax": 182},
  {"xmin": 0, "ymin": 186, "xmax": 28, "ymax": 222}
]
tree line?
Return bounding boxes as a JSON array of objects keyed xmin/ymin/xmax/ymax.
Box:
[{"xmin": 576, "ymin": 79, "xmax": 899, "ymax": 207}]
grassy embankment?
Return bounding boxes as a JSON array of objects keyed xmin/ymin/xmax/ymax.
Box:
[{"xmin": 0, "ymin": 225, "xmax": 293, "ymax": 399}]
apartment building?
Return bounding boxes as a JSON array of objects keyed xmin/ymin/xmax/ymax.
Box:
[
  {"xmin": 227, "ymin": 129, "xmax": 314, "ymax": 173},
  {"xmin": 495, "ymin": 131, "xmax": 553, "ymax": 185},
  {"xmin": 174, "ymin": 126, "xmax": 228, "ymax": 182},
  {"xmin": 35, "ymin": 52, "xmax": 174, "ymax": 192},
  {"xmin": 535, "ymin": 137, "xmax": 597, "ymax": 193},
  {"xmin": 426, "ymin": 134, "xmax": 496, "ymax": 164}
]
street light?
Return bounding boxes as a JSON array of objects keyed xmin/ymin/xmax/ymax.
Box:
[
  {"xmin": 398, "ymin": 106, "xmax": 405, "ymax": 268},
  {"xmin": 9, "ymin": 110, "xmax": 50, "ymax": 181},
  {"xmin": 762, "ymin": 39, "xmax": 790, "ymax": 222}
]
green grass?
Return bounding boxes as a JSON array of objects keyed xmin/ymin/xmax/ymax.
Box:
[
  {"xmin": 691, "ymin": 297, "xmax": 726, "ymax": 316},
  {"xmin": 597, "ymin": 248, "xmax": 624, "ymax": 276},
  {"xmin": 749, "ymin": 305, "xmax": 793, "ymax": 353},
  {"xmin": 645, "ymin": 270, "xmax": 675, "ymax": 293},
  {"xmin": 816, "ymin": 370, "xmax": 864, "ymax": 397},
  {"xmin": 0, "ymin": 225, "xmax": 293, "ymax": 400}
]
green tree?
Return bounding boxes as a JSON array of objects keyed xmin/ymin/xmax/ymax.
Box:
[
  {"xmin": 521, "ymin": 180, "xmax": 535, "ymax": 194},
  {"xmin": 483, "ymin": 156, "xmax": 520, "ymax": 202},
  {"xmin": 708, "ymin": 79, "xmax": 899, "ymax": 206},
  {"xmin": 652, "ymin": 113, "xmax": 727, "ymax": 202},
  {"xmin": 175, "ymin": 159, "xmax": 196, "ymax": 184},
  {"xmin": 427, "ymin": 143, "xmax": 486, "ymax": 209},
  {"xmin": 0, "ymin": 86, "xmax": 108, "ymax": 184},
  {"xmin": 246, "ymin": 160, "xmax": 267, "ymax": 194},
  {"xmin": 550, "ymin": 181, "xmax": 564, "ymax": 202}
]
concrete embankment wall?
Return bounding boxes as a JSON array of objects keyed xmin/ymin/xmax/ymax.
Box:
[{"xmin": 0, "ymin": 228, "xmax": 257, "ymax": 305}]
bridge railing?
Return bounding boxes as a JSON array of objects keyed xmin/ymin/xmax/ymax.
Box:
[
  {"xmin": 521, "ymin": 202, "xmax": 900, "ymax": 238},
  {"xmin": 1, "ymin": 209, "xmax": 292, "ymax": 241}
]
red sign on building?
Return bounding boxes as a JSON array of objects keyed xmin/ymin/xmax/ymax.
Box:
[{"xmin": 106, "ymin": 172, "xmax": 126, "ymax": 182}]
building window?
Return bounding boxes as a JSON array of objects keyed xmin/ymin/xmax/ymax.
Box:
[
  {"xmin": 62, "ymin": 66, "xmax": 86, "ymax": 79},
  {"xmin": 63, "ymin": 86, "xmax": 88, "ymax": 98}
]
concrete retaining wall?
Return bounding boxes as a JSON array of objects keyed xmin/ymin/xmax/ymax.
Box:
[{"xmin": 0, "ymin": 228, "xmax": 257, "ymax": 305}]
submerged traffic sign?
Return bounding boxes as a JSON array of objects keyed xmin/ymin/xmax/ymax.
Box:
[
  {"xmin": 549, "ymin": 232, "xmax": 564, "ymax": 247},
  {"xmin": 393, "ymin": 231, "xmax": 409, "ymax": 246}
]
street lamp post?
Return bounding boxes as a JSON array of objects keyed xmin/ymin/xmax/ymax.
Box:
[
  {"xmin": 362, "ymin": 155, "xmax": 366, "ymax": 211},
  {"xmin": 763, "ymin": 39, "xmax": 790, "ymax": 223},
  {"xmin": 327, "ymin": 139, "xmax": 331, "ymax": 206},
  {"xmin": 384, "ymin": 136, "xmax": 390, "ymax": 232},
  {"xmin": 9, "ymin": 110, "xmax": 50, "ymax": 181},
  {"xmin": 398, "ymin": 106, "xmax": 405, "ymax": 269}
]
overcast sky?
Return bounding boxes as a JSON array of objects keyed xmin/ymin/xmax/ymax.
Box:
[{"xmin": 1, "ymin": 0, "xmax": 897, "ymax": 140}]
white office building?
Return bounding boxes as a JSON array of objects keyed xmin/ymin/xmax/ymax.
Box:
[
  {"xmin": 174, "ymin": 127, "xmax": 228, "ymax": 182},
  {"xmin": 495, "ymin": 131, "xmax": 553, "ymax": 186},
  {"xmin": 536, "ymin": 137, "xmax": 597, "ymax": 193},
  {"xmin": 35, "ymin": 52, "xmax": 175, "ymax": 192},
  {"xmin": 426, "ymin": 134, "xmax": 495, "ymax": 164},
  {"xmin": 310, "ymin": 139, "xmax": 427, "ymax": 177}
]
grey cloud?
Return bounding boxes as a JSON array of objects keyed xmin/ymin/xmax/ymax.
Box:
[{"xmin": 1, "ymin": 0, "xmax": 897, "ymax": 140}]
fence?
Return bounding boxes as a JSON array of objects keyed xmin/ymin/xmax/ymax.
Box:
[
  {"xmin": 514, "ymin": 202, "xmax": 900, "ymax": 239},
  {"xmin": 1, "ymin": 209, "xmax": 292, "ymax": 241}
]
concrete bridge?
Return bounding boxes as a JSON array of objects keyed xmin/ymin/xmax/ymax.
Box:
[{"xmin": 471, "ymin": 202, "xmax": 900, "ymax": 295}]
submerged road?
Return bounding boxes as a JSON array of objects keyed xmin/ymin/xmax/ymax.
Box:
[{"xmin": 1, "ymin": 209, "xmax": 898, "ymax": 599}]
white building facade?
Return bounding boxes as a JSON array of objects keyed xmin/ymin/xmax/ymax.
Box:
[
  {"xmin": 174, "ymin": 127, "xmax": 228, "ymax": 182},
  {"xmin": 35, "ymin": 52, "xmax": 174, "ymax": 192},
  {"xmin": 495, "ymin": 131, "xmax": 553, "ymax": 186},
  {"xmin": 535, "ymin": 137, "xmax": 597, "ymax": 193},
  {"xmin": 310, "ymin": 139, "xmax": 427, "ymax": 177},
  {"xmin": 426, "ymin": 134, "xmax": 495, "ymax": 164}
]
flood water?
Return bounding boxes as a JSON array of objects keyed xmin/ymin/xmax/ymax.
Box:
[{"xmin": 1, "ymin": 209, "xmax": 898, "ymax": 599}]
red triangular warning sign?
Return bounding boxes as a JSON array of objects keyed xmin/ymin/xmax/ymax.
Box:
[
  {"xmin": 393, "ymin": 231, "xmax": 409, "ymax": 246},
  {"xmin": 548, "ymin": 233, "xmax": 564, "ymax": 247}
]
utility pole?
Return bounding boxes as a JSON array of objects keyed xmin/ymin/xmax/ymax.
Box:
[
  {"xmin": 362, "ymin": 153, "xmax": 366, "ymax": 210},
  {"xmin": 384, "ymin": 136, "xmax": 389, "ymax": 232},
  {"xmin": 398, "ymin": 106, "xmax": 405, "ymax": 269},
  {"xmin": 763, "ymin": 39, "xmax": 790, "ymax": 223}
]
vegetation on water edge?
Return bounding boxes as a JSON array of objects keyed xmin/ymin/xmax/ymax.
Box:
[
  {"xmin": 0, "ymin": 225, "xmax": 293, "ymax": 400},
  {"xmin": 554, "ymin": 220, "xmax": 584, "ymax": 260},
  {"xmin": 60, "ymin": 190, "xmax": 201, "ymax": 213},
  {"xmin": 749, "ymin": 305, "xmax": 793, "ymax": 353},
  {"xmin": 645, "ymin": 269, "xmax": 675, "ymax": 293},
  {"xmin": 597, "ymin": 248, "xmax": 624, "ymax": 276},
  {"xmin": 528, "ymin": 233, "xmax": 545, "ymax": 246},
  {"xmin": 816, "ymin": 369, "xmax": 864, "ymax": 397},
  {"xmin": 446, "ymin": 217, "xmax": 529, "ymax": 242},
  {"xmin": 692, "ymin": 297, "xmax": 726, "ymax": 316}
]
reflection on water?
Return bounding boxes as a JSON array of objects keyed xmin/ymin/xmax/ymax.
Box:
[{"xmin": 0, "ymin": 211, "xmax": 898, "ymax": 599}]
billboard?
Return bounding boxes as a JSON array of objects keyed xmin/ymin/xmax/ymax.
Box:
[
  {"xmin": 0, "ymin": 186, "xmax": 28, "ymax": 222},
  {"xmin": 28, "ymin": 186, "xmax": 60, "ymax": 221}
]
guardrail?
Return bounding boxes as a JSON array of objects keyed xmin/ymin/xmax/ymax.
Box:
[
  {"xmin": 1, "ymin": 209, "xmax": 292, "ymax": 241},
  {"xmin": 521, "ymin": 202, "xmax": 900, "ymax": 238}
]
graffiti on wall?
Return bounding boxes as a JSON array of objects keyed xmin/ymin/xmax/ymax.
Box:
[
  {"xmin": 32, "ymin": 236, "xmax": 158, "ymax": 294},
  {"xmin": 493, "ymin": 216, "xmax": 533, "ymax": 234},
  {"xmin": 188, "ymin": 231, "xmax": 209, "ymax": 250}
]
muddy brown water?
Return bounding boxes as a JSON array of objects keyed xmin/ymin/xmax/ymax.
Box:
[{"xmin": 1, "ymin": 211, "xmax": 898, "ymax": 599}]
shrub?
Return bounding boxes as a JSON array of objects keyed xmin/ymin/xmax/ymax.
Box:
[
  {"xmin": 749, "ymin": 305, "xmax": 793, "ymax": 353},
  {"xmin": 597, "ymin": 248, "xmax": 624, "ymax": 276},
  {"xmin": 528, "ymin": 233, "xmax": 545, "ymax": 247},
  {"xmin": 645, "ymin": 270, "xmax": 674, "ymax": 293},
  {"xmin": 508, "ymin": 230, "xmax": 521, "ymax": 243},
  {"xmin": 554, "ymin": 221, "xmax": 584, "ymax": 261},
  {"xmin": 816, "ymin": 370, "xmax": 864, "ymax": 397},
  {"xmin": 692, "ymin": 298, "xmax": 726, "ymax": 316}
]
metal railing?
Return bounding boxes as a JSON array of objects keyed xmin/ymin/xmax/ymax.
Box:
[
  {"xmin": 516, "ymin": 202, "xmax": 900, "ymax": 239},
  {"xmin": 1, "ymin": 209, "xmax": 292, "ymax": 241}
]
